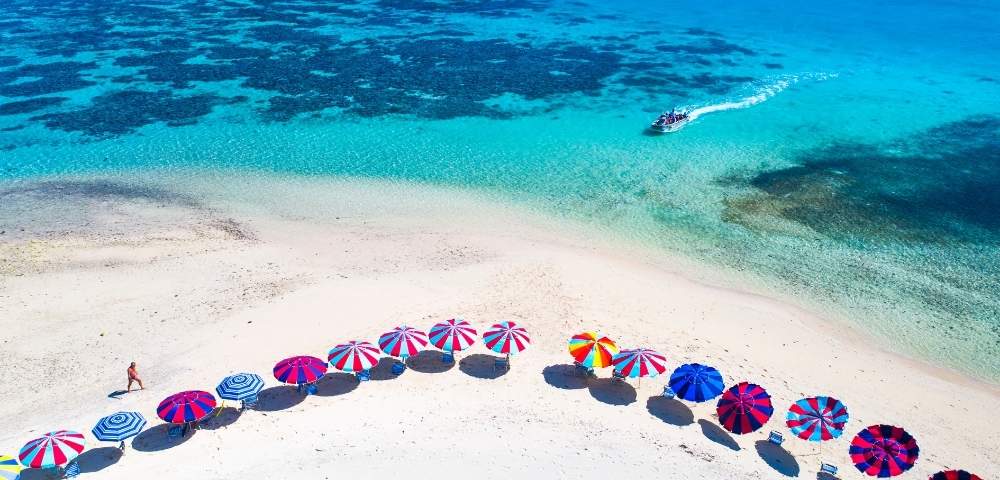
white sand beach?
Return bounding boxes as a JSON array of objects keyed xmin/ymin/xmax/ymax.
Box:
[{"xmin": 0, "ymin": 171, "xmax": 997, "ymax": 479}]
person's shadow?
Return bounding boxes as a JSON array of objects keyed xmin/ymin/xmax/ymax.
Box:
[
  {"xmin": 698, "ymin": 419, "xmax": 740, "ymax": 451},
  {"xmin": 646, "ymin": 396, "xmax": 694, "ymax": 426},
  {"xmin": 755, "ymin": 440, "xmax": 801, "ymax": 477},
  {"xmin": 75, "ymin": 446, "xmax": 123, "ymax": 473},
  {"xmin": 107, "ymin": 390, "xmax": 129, "ymax": 399}
]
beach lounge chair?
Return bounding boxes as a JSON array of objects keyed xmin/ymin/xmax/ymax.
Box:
[
  {"xmin": 768, "ymin": 431, "xmax": 784, "ymax": 446},
  {"xmin": 573, "ymin": 361, "xmax": 595, "ymax": 377},
  {"xmin": 167, "ymin": 425, "xmax": 183, "ymax": 438},
  {"xmin": 357, "ymin": 369, "xmax": 372, "ymax": 382},
  {"xmin": 242, "ymin": 394, "xmax": 259, "ymax": 411},
  {"xmin": 441, "ymin": 351, "xmax": 455, "ymax": 364},
  {"xmin": 661, "ymin": 386, "xmax": 676, "ymax": 398},
  {"xmin": 611, "ymin": 371, "xmax": 626, "ymax": 383},
  {"xmin": 820, "ymin": 463, "xmax": 838, "ymax": 475},
  {"xmin": 494, "ymin": 357, "xmax": 509, "ymax": 373},
  {"xmin": 391, "ymin": 362, "xmax": 406, "ymax": 375},
  {"xmin": 63, "ymin": 461, "xmax": 80, "ymax": 478}
]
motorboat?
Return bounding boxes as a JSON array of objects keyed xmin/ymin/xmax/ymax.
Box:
[{"xmin": 649, "ymin": 110, "xmax": 690, "ymax": 133}]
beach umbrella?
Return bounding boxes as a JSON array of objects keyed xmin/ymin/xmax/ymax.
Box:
[
  {"xmin": 157, "ymin": 391, "xmax": 217, "ymax": 424},
  {"xmin": 328, "ymin": 341, "xmax": 380, "ymax": 373},
  {"xmin": 378, "ymin": 326, "xmax": 428, "ymax": 359},
  {"xmin": 273, "ymin": 356, "xmax": 328, "ymax": 384},
  {"xmin": 929, "ymin": 471, "xmax": 982, "ymax": 480},
  {"xmin": 568, "ymin": 332, "xmax": 619, "ymax": 369},
  {"xmin": 668, "ymin": 363, "xmax": 725, "ymax": 402},
  {"xmin": 216, "ymin": 373, "xmax": 264, "ymax": 401},
  {"xmin": 482, "ymin": 321, "xmax": 530, "ymax": 355},
  {"xmin": 716, "ymin": 382, "xmax": 774, "ymax": 434},
  {"xmin": 18, "ymin": 431, "xmax": 85, "ymax": 468},
  {"xmin": 786, "ymin": 396, "xmax": 849, "ymax": 442},
  {"xmin": 850, "ymin": 424, "xmax": 920, "ymax": 477},
  {"xmin": 1, "ymin": 455, "xmax": 23, "ymax": 480},
  {"xmin": 611, "ymin": 348, "xmax": 667, "ymax": 378},
  {"xmin": 428, "ymin": 318, "xmax": 478, "ymax": 352},
  {"xmin": 92, "ymin": 412, "xmax": 146, "ymax": 443}
]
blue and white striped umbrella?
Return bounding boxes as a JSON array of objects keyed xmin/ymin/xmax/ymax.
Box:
[
  {"xmin": 216, "ymin": 373, "xmax": 265, "ymax": 401},
  {"xmin": 92, "ymin": 412, "xmax": 146, "ymax": 442}
]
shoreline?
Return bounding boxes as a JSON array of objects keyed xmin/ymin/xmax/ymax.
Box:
[{"xmin": 1, "ymin": 170, "xmax": 997, "ymax": 478}]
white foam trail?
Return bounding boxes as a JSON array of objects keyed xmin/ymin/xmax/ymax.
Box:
[{"xmin": 681, "ymin": 73, "xmax": 834, "ymax": 121}]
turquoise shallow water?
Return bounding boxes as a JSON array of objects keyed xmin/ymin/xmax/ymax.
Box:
[{"xmin": 1, "ymin": 0, "xmax": 998, "ymax": 380}]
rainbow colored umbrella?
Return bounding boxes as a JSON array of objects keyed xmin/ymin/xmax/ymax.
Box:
[
  {"xmin": 18, "ymin": 431, "xmax": 85, "ymax": 468},
  {"xmin": 273, "ymin": 356, "xmax": 328, "ymax": 384},
  {"xmin": 850, "ymin": 425, "xmax": 920, "ymax": 477},
  {"xmin": 930, "ymin": 471, "xmax": 982, "ymax": 480},
  {"xmin": 483, "ymin": 321, "xmax": 530, "ymax": 355},
  {"xmin": 157, "ymin": 391, "xmax": 217, "ymax": 424},
  {"xmin": 328, "ymin": 341, "xmax": 380, "ymax": 373},
  {"xmin": 1, "ymin": 455, "xmax": 23, "ymax": 480},
  {"xmin": 378, "ymin": 326, "xmax": 428, "ymax": 359},
  {"xmin": 428, "ymin": 318, "xmax": 478, "ymax": 352},
  {"xmin": 668, "ymin": 363, "xmax": 725, "ymax": 402},
  {"xmin": 611, "ymin": 348, "xmax": 667, "ymax": 378},
  {"xmin": 716, "ymin": 382, "xmax": 774, "ymax": 434},
  {"xmin": 786, "ymin": 396, "xmax": 849, "ymax": 442},
  {"xmin": 568, "ymin": 332, "xmax": 619, "ymax": 368}
]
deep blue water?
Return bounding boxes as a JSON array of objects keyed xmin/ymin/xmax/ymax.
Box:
[{"xmin": 0, "ymin": 0, "xmax": 998, "ymax": 379}]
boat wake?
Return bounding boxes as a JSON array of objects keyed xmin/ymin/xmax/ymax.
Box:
[{"xmin": 683, "ymin": 73, "xmax": 834, "ymax": 122}]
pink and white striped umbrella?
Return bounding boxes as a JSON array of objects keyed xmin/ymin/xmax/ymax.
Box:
[
  {"xmin": 328, "ymin": 341, "xmax": 381, "ymax": 372},
  {"xmin": 612, "ymin": 348, "xmax": 668, "ymax": 378},
  {"xmin": 378, "ymin": 326, "xmax": 428, "ymax": 359},
  {"xmin": 428, "ymin": 318, "xmax": 478, "ymax": 352},
  {"xmin": 19, "ymin": 431, "xmax": 85, "ymax": 468},
  {"xmin": 482, "ymin": 321, "xmax": 530, "ymax": 355}
]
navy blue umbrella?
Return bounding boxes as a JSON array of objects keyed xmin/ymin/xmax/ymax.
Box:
[
  {"xmin": 92, "ymin": 412, "xmax": 146, "ymax": 442},
  {"xmin": 668, "ymin": 363, "xmax": 725, "ymax": 402},
  {"xmin": 216, "ymin": 373, "xmax": 264, "ymax": 401}
]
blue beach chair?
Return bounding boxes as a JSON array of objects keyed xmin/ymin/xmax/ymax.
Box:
[
  {"xmin": 242, "ymin": 394, "xmax": 259, "ymax": 411},
  {"xmin": 493, "ymin": 356, "xmax": 509, "ymax": 373},
  {"xmin": 356, "ymin": 370, "xmax": 371, "ymax": 382},
  {"xmin": 63, "ymin": 461, "xmax": 80, "ymax": 478},
  {"xmin": 768, "ymin": 431, "xmax": 784, "ymax": 446},
  {"xmin": 611, "ymin": 370, "xmax": 626, "ymax": 383},
  {"xmin": 391, "ymin": 362, "xmax": 406, "ymax": 375},
  {"xmin": 661, "ymin": 386, "xmax": 676, "ymax": 398},
  {"xmin": 820, "ymin": 463, "xmax": 838, "ymax": 475},
  {"xmin": 441, "ymin": 351, "xmax": 455, "ymax": 364}
]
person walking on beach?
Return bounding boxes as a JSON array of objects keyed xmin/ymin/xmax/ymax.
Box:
[{"xmin": 127, "ymin": 362, "xmax": 145, "ymax": 392}]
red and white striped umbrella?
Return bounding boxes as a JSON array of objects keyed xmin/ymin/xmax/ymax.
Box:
[
  {"xmin": 328, "ymin": 341, "xmax": 381, "ymax": 372},
  {"xmin": 378, "ymin": 326, "xmax": 428, "ymax": 359},
  {"xmin": 428, "ymin": 318, "xmax": 478, "ymax": 352},
  {"xmin": 611, "ymin": 348, "xmax": 668, "ymax": 378},
  {"xmin": 482, "ymin": 321, "xmax": 530, "ymax": 355},
  {"xmin": 19, "ymin": 431, "xmax": 85, "ymax": 468}
]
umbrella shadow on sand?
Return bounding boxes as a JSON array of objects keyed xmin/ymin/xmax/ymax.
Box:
[
  {"xmin": 755, "ymin": 440, "xmax": 800, "ymax": 477},
  {"xmin": 407, "ymin": 350, "xmax": 455, "ymax": 374},
  {"xmin": 646, "ymin": 396, "xmax": 694, "ymax": 426},
  {"xmin": 370, "ymin": 357, "xmax": 399, "ymax": 381},
  {"xmin": 588, "ymin": 378, "xmax": 637, "ymax": 406},
  {"xmin": 17, "ymin": 468, "xmax": 59, "ymax": 480},
  {"xmin": 459, "ymin": 354, "xmax": 508, "ymax": 379},
  {"xmin": 199, "ymin": 406, "xmax": 242, "ymax": 430},
  {"xmin": 541, "ymin": 364, "xmax": 588, "ymax": 390},
  {"xmin": 132, "ymin": 424, "xmax": 194, "ymax": 452},
  {"xmin": 698, "ymin": 419, "xmax": 740, "ymax": 451},
  {"xmin": 255, "ymin": 386, "xmax": 306, "ymax": 412},
  {"xmin": 314, "ymin": 372, "xmax": 359, "ymax": 397},
  {"xmin": 75, "ymin": 446, "xmax": 123, "ymax": 473}
]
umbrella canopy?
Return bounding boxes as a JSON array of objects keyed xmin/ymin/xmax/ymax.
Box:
[
  {"xmin": 216, "ymin": 373, "xmax": 265, "ymax": 401},
  {"xmin": 18, "ymin": 431, "xmax": 85, "ymax": 468},
  {"xmin": 157, "ymin": 391, "xmax": 217, "ymax": 424},
  {"xmin": 568, "ymin": 332, "xmax": 619, "ymax": 368},
  {"xmin": 428, "ymin": 318, "xmax": 478, "ymax": 352},
  {"xmin": 611, "ymin": 348, "xmax": 667, "ymax": 378},
  {"xmin": 273, "ymin": 356, "xmax": 328, "ymax": 384},
  {"xmin": 328, "ymin": 341, "xmax": 380, "ymax": 373},
  {"xmin": 378, "ymin": 326, "xmax": 428, "ymax": 359},
  {"xmin": 716, "ymin": 382, "xmax": 774, "ymax": 434},
  {"xmin": 850, "ymin": 425, "xmax": 920, "ymax": 477},
  {"xmin": 786, "ymin": 396, "xmax": 849, "ymax": 442},
  {"xmin": 1, "ymin": 455, "xmax": 23, "ymax": 480},
  {"xmin": 483, "ymin": 321, "xmax": 530, "ymax": 355},
  {"xmin": 668, "ymin": 363, "xmax": 725, "ymax": 402},
  {"xmin": 930, "ymin": 471, "xmax": 982, "ymax": 480},
  {"xmin": 92, "ymin": 412, "xmax": 146, "ymax": 442}
]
